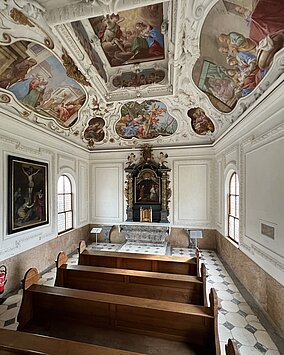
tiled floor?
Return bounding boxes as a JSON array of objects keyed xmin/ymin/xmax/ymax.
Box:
[{"xmin": 0, "ymin": 244, "xmax": 281, "ymax": 355}]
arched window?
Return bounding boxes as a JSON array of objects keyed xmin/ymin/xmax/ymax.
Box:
[
  {"xmin": 228, "ymin": 172, "xmax": 239, "ymax": 243},
  {"xmin": 57, "ymin": 175, "xmax": 73, "ymax": 234}
]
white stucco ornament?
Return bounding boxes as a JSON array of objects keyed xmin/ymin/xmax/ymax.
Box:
[{"xmin": 14, "ymin": 0, "xmax": 46, "ymax": 19}]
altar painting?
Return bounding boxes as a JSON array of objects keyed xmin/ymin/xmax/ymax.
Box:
[
  {"xmin": 192, "ymin": 0, "xmax": 284, "ymax": 112},
  {"xmin": 115, "ymin": 100, "xmax": 178, "ymax": 139},
  {"xmin": 89, "ymin": 3, "xmax": 164, "ymax": 67},
  {"xmin": 0, "ymin": 41, "xmax": 86, "ymax": 127}
]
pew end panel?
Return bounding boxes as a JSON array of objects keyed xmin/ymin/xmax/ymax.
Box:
[
  {"xmin": 17, "ymin": 268, "xmax": 40, "ymax": 331},
  {"xmin": 201, "ymin": 263, "xmax": 208, "ymax": 306},
  {"xmin": 56, "ymin": 251, "xmax": 68, "ymax": 268},
  {"xmin": 55, "ymin": 252, "xmax": 68, "ymax": 287},
  {"xmin": 225, "ymin": 339, "xmax": 241, "ymax": 355},
  {"xmin": 209, "ymin": 288, "xmax": 221, "ymax": 355}
]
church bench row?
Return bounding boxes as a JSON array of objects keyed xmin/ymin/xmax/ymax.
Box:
[
  {"xmin": 0, "ymin": 328, "xmax": 143, "ymax": 355},
  {"xmin": 78, "ymin": 240, "xmax": 200, "ymax": 276},
  {"xmin": 55, "ymin": 251, "xmax": 207, "ymax": 305},
  {"xmin": 18, "ymin": 268, "xmax": 220, "ymax": 355}
]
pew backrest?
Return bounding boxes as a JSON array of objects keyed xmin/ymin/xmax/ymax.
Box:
[
  {"xmin": 18, "ymin": 268, "xmax": 220, "ymax": 354},
  {"xmin": 55, "ymin": 252, "xmax": 207, "ymax": 305},
  {"xmin": 0, "ymin": 328, "xmax": 144, "ymax": 355},
  {"xmin": 78, "ymin": 241, "xmax": 199, "ymax": 276}
]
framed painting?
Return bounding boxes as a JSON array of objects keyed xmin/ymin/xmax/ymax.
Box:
[
  {"xmin": 8, "ymin": 155, "xmax": 48, "ymax": 234},
  {"xmin": 134, "ymin": 178, "xmax": 160, "ymax": 204}
]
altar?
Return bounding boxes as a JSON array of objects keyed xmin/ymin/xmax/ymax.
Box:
[{"xmin": 118, "ymin": 223, "xmax": 169, "ymax": 255}]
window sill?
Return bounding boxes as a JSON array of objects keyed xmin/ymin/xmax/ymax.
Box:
[{"xmin": 224, "ymin": 235, "xmax": 239, "ymax": 249}]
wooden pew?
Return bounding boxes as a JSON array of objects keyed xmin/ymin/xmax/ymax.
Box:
[
  {"xmin": 225, "ymin": 339, "xmax": 241, "ymax": 355},
  {"xmin": 18, "ymin": 268, "xmax": 220, "ymax": 355},
  {"xmin": 78, "ymin": 240, "xmax": 200, "ymax": 276},
  {"xmin": 55, "ymin": 251, "xmax": 208, "ymax": 305},
  {"xmin": 0, "ymin": 328, "xmax": 144, "ymax": 355}
]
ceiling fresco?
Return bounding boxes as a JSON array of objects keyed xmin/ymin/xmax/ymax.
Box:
[
  {"xmin": 115, "ymin": 100, "xmax": 177, "ymax": 140},
  {"xmin": 192, "ymin": 0, "xmax": 284, "ymax": 112},
  {"xmin": 0, "ymin": 40, "xmax": 86, "ymax": 128},
  {"xmin": 112, "ymin": 68, "xmax": 166, "ymax": 88},
  {"xmin": 88, "ymin": 4, "xmax": 165, "ymax": 67},
  {"xmin": 0, "ymin": 0, "xmax": 283, "ymax": 150}
]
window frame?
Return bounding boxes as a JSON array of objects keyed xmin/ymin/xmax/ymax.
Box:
[
  {"xmin": 227, "ymin": 172, "xmax": 239, "ymax": 244},
  {"xmin": 57, "ymin": 175, "xmax": 73, "ymax": 234}
]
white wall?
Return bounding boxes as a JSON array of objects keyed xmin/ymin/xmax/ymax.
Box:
[
  {"xmin": 0, "ymin": 110, "xmax": 89, "ymax": 262},
  {"xmin": 215, "ymin": 82, "xmax": 284, "ymax": 286},
  {"xmin": 89, "ymin": 147, "xmax": 214, "ymax": 228}
]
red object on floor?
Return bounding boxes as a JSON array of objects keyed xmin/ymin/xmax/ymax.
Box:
[{"xmin": 0, "ymin": 265, "xmax": 7, "ymax": 294}]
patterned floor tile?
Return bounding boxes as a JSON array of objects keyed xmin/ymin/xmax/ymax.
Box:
[{"xmin": 0, "ymin": 245, "xmax": 279, "ymax": 354}]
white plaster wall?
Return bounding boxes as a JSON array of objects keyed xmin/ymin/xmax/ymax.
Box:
[
  {"xmin": 89, "ymin": 148, "xmax": 214, "ymax": 227},
  {"xmin": 0, "ymin": 111, "xmax": 89, "ymax": 262},
  {"xmin": 90, "ymin": 162, "xmax": 123, "ymax": 224},
  {"xmin": 173, "ymin": 160, "xmax": 212, "ymax": 227},
  {"xmin": 215, "ymin": 81, "xmax": 284, "ymax": 285}
]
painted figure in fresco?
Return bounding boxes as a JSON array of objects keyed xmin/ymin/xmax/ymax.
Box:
[
  {"xmin": 218, "ymin": 32, "xmax": 257, "ymax": 54},
  {"xmin": 101, "ymin": 14, "xmax": 125, "ymax": 50},
  {"xmin": 188, "ymin": 108, "xmax": 215, "ymax": 136},
  {"xmin": 0, "ymin": 58, "xmax": 37, "ymax": 89},
  {"xmin": 21, "ymin": 76, "xmax": 48, "ymax": 108},
  {"xmin": 226, "ymin": 54, "xmax": 266, "ymax": 96},
  {"xmin": 22, "ymin": 166, "xmax": 40, "ymax": 204},
  {"xmin": 84, "ymin": 119, "xmax": 105, "ymax": 142},
  {"xmin": 132, "ymin": 22, "xmax": 164, "ymax": 59}
]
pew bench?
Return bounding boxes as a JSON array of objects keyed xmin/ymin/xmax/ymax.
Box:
[
  {"xmin": 0, "ymin": 328, "xmax": 144, "ymax": 354},
  {"xmin": 55, "ymin": 251, "xmax": 208, "ymax": 305},
  {"xmin": 18, "ymin": 268, "xmax": 220, "ymax": 355},
  {"xmin": 78, "ymin": 240, "xmax": 200, "ymax": 276}
]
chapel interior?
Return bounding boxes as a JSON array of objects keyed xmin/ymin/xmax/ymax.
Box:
[{"xmin": 0, "ymin": 0, "xmax": 283, "ymax": 354}]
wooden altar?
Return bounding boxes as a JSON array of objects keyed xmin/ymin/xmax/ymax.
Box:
[{"xmin": 124, "ymin": 145, "xmax": 171, "ymax": 223}]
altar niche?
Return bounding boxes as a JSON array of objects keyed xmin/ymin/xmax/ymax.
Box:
[{"xmin": 125, "ymin": 145, "xmax": 171, "ymax": 223}]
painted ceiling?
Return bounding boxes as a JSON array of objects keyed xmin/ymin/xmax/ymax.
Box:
[{"xmin": 0, "ymin": 0, "xmax": 283, "ymax": 150}]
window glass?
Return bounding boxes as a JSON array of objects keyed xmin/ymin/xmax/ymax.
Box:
[
  {"xmin": 228, "ymin": 172, "xmax": 239, "ymax": 244},
  {"xmin": 57, "ymin": 175, "xmax": 73, "ymax": 234}
]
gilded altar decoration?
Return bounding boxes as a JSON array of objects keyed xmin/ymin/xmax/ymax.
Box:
[
  {"xmin": 62, "ymin": 48, "xmax": 90, "ymax": 87},
  {"xmin": 124, "ymin": 145, "xmax": 171, "ymax": 223}
]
